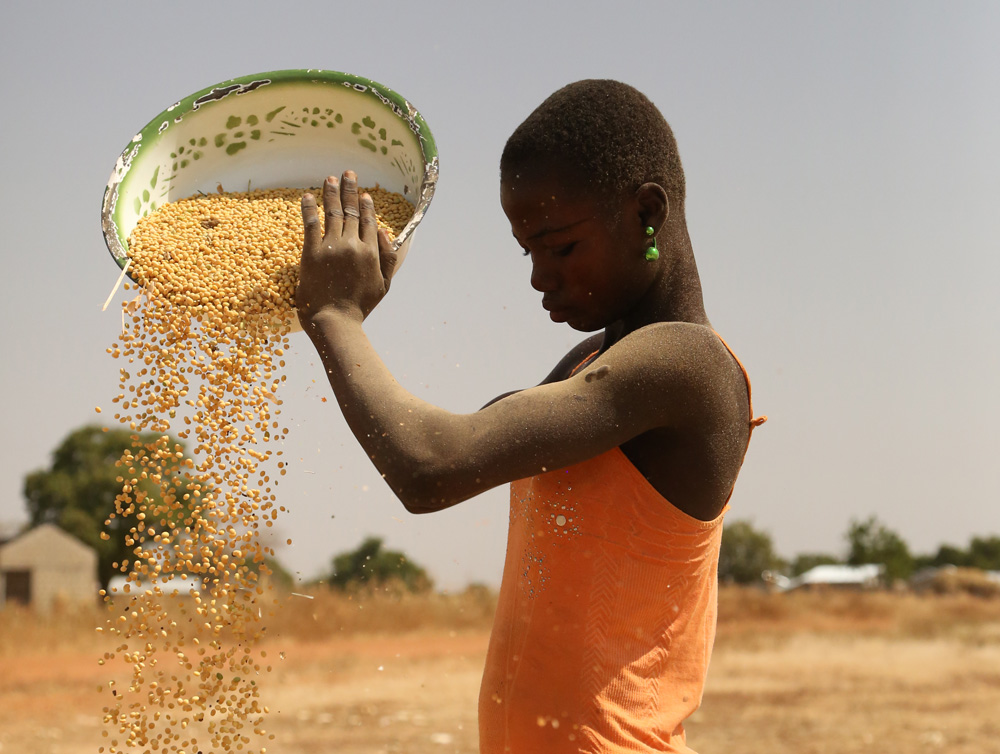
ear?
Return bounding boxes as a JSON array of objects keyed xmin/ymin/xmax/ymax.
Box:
[{"xmin": 635, "ymin": 183, "xmax": 669, "ymax": 233}]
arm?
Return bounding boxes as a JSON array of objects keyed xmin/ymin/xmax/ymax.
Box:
[{"xmin": 297, "ymin": 172, "xmax": 714, "ymax": 513}]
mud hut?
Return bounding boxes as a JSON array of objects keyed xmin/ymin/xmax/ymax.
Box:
[{"xmin": 0, "ymin": 523, "xmax": 98, "ymax": 611}]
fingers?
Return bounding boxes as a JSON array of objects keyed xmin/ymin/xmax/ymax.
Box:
[
  {"xmin": 340, "ymin": 170, "xmax": 360, "ymax": 237},
  {"xmin": 322, "ymin": 176, "xmax": 343, "ymax": 238},
  {"xmin": 360, "ymin": 193, "xmax": 396, "ymax": 287},
  {"xmin": 377, "ymin": 228, "xmax": 398, "ymax": 287},
  {"xmin": 358, "ymin": 192, "xmax": 379, "ymax": 246},
  {"xmin": 301, "ymin": 192, "xmax": 322, "ymax": 254}
]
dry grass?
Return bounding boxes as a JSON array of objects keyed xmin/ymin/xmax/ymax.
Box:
[
  {"xmin": 716, "ymin": 585, "xmax": 1000, "ymax": 644},
  {"xmin": 5, "ymin": 585, "xmax": 1000, "ymax": 658},
  {"xmin": 916, "ymin": 566, "xmax": 1000, "ymax": 598},
  {"xmin": 0, "ymin": 583, "xmax": 498, "ymax": 657},
  {"xmin": 3, "ymin": 587, "xmax": 999, "ymax": 754},
  {"xmin": 263, "ymin": 583, "xmax": 497, "ymax": 640},
  {"xmin": 0, "ymin": 600, "xmax": 105, "ymax": 657}
]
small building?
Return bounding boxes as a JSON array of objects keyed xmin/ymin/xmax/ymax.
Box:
[
  {"xmin": 764, "ymin": 563, "xmax": 885, "ymax": 591},
  {"xmin": 0, "ymin": 523, "xmax": 99, "ymax": 611}
]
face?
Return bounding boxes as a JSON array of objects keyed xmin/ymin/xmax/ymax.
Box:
[{"xmin": 500, "ymin": 170, "xmax": 654, "ymax": 332}]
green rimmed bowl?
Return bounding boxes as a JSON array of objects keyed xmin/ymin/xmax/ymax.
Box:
[{"xmin": 101, "ymin": 69, "xmax": 438, "ymax": 286}]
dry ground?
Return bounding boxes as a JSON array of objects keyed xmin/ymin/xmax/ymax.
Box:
[{"xmin": 2, "ymin": 588, "xmax": 999, "ymax": 754}]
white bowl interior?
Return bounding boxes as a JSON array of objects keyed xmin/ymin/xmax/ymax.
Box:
[{"xmin": 103, "ymin": 72, "xmax": 437, "ymax": 279}]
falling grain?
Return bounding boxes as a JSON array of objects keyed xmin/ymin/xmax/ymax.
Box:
[{"xmin": 98, "ymin": 184, "xmax": 413, "ymax": 753}]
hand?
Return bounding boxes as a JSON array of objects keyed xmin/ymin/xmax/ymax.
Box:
[{"xmin": 297, "ymin": 170, "xmax": 397, "ymax": 327}]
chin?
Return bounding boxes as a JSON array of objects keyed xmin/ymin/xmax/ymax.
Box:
[
  {"xmin": 563, "ymin": 316, "xmax": 603, "ymax": 333},
  {"xmin": 547, "ymin": 306, "xmax": 605, "ymax": 332}
]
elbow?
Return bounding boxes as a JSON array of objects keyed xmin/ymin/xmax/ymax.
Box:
[
  {"xmin": 395, "ymin": 488, "xmax": 456, "ymax": 515},
  {"xmin": 377, "ymin": 433, "xmax": 478, "ymax": 514},
  {"xmin": 400, "ymin": 497, "xmax": 441, "ymax": 515},
  {"xmin": 391, "ymin": 463, "xmax": 470, "ymax": 514}
]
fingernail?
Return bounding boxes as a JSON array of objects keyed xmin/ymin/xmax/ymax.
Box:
[
  {"xmin": 345, "ymin": 170, "xmax": 356, "ymax": 181},
  {"xmin": 326, "ymin": 176, "xmax": 336, "ymax": 185}
]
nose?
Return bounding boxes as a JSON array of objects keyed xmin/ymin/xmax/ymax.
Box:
[{"xmin": 530, "ymin": 257, "xmax": 558, "ymax": 293}]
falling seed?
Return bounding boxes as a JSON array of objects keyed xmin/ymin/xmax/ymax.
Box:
[{"xmin": 93, "ymin": 182, "xmax": 412, "ymax": 754}]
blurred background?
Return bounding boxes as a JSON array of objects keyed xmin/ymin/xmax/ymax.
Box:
[{"xmin": 1, "ymin": 0, "xmax": 998, "ymax": 592}]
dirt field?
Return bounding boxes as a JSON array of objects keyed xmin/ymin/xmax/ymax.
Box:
[{"xmin": 2, "ymin": 588, "xmax": 999, "ymax": 754}]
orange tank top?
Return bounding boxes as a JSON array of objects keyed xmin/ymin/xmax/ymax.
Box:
[{"xmin": 478, "ymin": 336, "xmax": 764, "ymax": 753}]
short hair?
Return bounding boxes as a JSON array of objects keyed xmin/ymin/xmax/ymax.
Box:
[{"xmin": 501, "ymin": 80, "xmax": 685, "ymax": 207}]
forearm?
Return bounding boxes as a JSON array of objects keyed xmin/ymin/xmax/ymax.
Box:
[{"xmin": 303, "ymin": 308, "xmax": 469, "ymax": 511}]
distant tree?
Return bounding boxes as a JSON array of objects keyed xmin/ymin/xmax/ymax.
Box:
[
  {"xmin": 718, "ymin": 520, "xmax": 785, "ymax": 584},
  {"xmin": 328, "ymin": 536, "xmax": 432, "ymax": 593},
  {"xmin": 259, "ymin": 556, "xmax": 295, "ymax": 590},
  {"xmin": 929, "ymin": 543, "xmax": 970, "ymax": 568},
  {"xmin": 23, "ymin": 425, "xmax": 197, "ymax": 592},
  {"xmin": 845, "ymin": 516, "xmax": 913, "ymax": 582},
  {"xmin": 968, "ymin": 536, "xmax": 1000, "ymax": 571},
  {"xmin": 911, "ymin": 552, "xmax": 936, "ymax": 571},
  {"xmin": 790, "ymin": 552, "xmax": 841, "ymax": 577}
]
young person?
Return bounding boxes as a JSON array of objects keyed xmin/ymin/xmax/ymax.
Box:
[{"xmin": 296, "ymin": 80, "xmax": 765, "ymax": 753}]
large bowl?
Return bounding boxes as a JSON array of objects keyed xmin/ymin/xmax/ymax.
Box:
[{"xmin": 101, "ymin": 69, "xmax": 438, "ymax": 284}]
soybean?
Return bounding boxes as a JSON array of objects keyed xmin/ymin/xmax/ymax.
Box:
[{"xmin": 97, "ymin": 184, "xmax": 411, "ymax": 753}]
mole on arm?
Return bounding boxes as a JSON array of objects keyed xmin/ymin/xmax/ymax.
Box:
[{"xmin": 584, "ymin": 365, "xmax": 611, "ymax": 383}]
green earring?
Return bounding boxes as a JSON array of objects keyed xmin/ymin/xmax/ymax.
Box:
[{"xmin": 644, "ymin": 226, "xmax": 659, "ymax": 261}]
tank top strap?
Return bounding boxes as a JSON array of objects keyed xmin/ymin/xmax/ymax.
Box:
[
  {"xmin": 568, "ymin": 349, "xmax": 600, "ymax": 377},
  {"xmin": 713, "ymin": 331, "xmax": 767, "ymax": 430}
]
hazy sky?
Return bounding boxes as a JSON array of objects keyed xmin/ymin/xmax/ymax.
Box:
[{"xmin": 2, "ymin": 2, "xmax": 997, "ymax": 589}]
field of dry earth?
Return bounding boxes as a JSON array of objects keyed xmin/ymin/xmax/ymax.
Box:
[{"xmin": 2, "ymin": 587, "xmax": 999, "ymax": 754}]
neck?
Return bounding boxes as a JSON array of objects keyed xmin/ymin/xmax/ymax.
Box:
[{"xmin": 603, "ymin": 216, "xmax": 709, "ymax": 350}]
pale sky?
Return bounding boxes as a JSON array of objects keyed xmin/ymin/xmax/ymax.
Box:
[{"xmin": 1, "ymin": 1, "xmax": 997, "ymax": 589}]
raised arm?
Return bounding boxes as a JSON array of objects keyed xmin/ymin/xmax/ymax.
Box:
[{"xmin": 296, "ymin": 172, "xmax": 718, "ymax": 513}]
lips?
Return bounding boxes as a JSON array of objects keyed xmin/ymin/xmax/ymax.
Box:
[{"xmin": 542, "ymin": 299, "xmax": 569, "ymax": 322}]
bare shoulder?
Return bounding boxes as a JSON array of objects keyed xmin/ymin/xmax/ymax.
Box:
[
  {"xmin": 592, "ymin": 322, "xmax": 747, "ymax": 423},
  {"xmin": 608, "ymin": 321, "xmax": 734, "ymax": 369},
  {"xmin": 606, "ymin": 322, "xmax": 753, "ymax": 519}
]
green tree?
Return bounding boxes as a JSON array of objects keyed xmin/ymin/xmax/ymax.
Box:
[
  {"xmin": 845, "ymin": 516, "xmax": 914, "ymax": 582},
  {"xmin": 23, "ymin": 425, "xmax": 196, "ymax": 592},
  {"xmin": 328, "ymin": 536, "xmax": 432, "ymax": 593},
  {"xmin": 254, "ymin": 556, "xmax": 295, "ymax": 591},
  {"xmin": 929, "ymin": 543, "xmax": 970, "ymax": 568},
  {"xmin": 718, "ymin": 520, "xmax": 785, "ymax": 584},
  {"xmin": 790, "ymin": 552, "xmax": 841, "ymax": 577},
  {"xmin": 968, "ymin": 536, "xmax": 1000, "ymax": 571}
]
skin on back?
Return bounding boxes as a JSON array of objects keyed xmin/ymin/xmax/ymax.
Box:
[{"xmin": 295, "ymin": 165, "xmax": 751, "ymax": 523}]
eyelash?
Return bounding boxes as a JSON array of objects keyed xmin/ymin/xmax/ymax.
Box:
[{"xmin": 522, "ymin": 243, "xmax": 576, "ymax": 258}]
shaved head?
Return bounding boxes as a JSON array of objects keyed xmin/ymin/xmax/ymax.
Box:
[{"xmin": 501, "ymin": 80, "xmax": 686, "ymax": 209}]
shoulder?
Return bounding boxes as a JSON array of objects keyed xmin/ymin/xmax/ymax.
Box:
[
  {"xmin": 587, "ymin": 323, "xmax": 748, "ymax": 428},
  {"xmin": 599, "ymin": 322, "xmax": 734, "ymax": 381}
]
